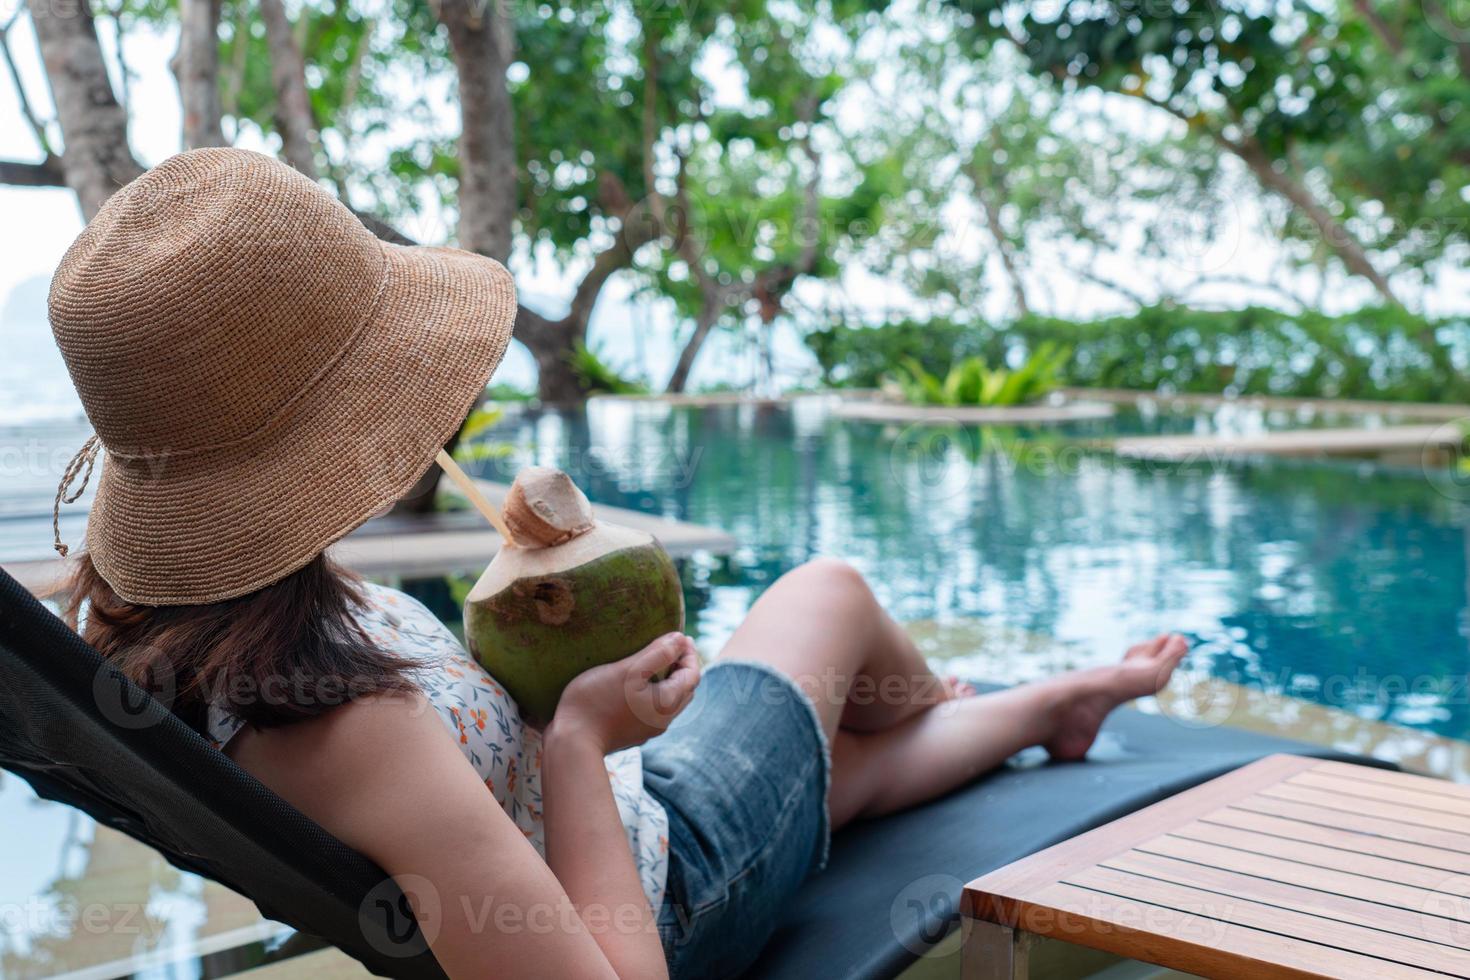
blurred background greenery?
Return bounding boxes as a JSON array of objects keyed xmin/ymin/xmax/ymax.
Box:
[{"xmin": 4, "ymin": 0, "xmax": 1469, "ymax": 473}]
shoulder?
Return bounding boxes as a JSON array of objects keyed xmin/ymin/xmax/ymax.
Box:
[
  {"xmin": 357, "ymin": 582, "xmax": 459, "ymax": 641},
  {"xmin": 226, "ymin": 691, "xmax": 539, "ymax": 873}
]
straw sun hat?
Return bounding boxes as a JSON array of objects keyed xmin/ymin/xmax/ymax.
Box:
[{"xmin": 48, "ymin": 148, "xmax": 517, "ymax": 606}]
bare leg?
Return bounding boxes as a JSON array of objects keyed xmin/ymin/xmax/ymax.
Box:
[
  {"xmin": 712, "ymin": 558, "xmax": 955, "ymax": 735},
  {"xmin": 712, "ymin": 558, "xmax": 1188, "ymax": 829},
  {"xmin": 828, "ymin": 633, "xmax": 1186, "ymax": 827}
]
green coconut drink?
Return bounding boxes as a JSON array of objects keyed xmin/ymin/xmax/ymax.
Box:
[{"xmin": 462, "ymin": 466, "xmax": 685, "ymax": 724}]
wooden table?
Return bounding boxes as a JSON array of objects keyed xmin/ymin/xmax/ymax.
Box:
[{"xmin": 962, "ymin": 754, "xmax": 1470, "ymax": 979}]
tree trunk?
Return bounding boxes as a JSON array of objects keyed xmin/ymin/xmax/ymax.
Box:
[
  {"xmin": 978, "ymin": 187, "xmax": 1030, "ymax": 317},
  {"xmin": 518, "ymin": 308, "xmax": 584, "ymax": 403},
  {"xmin": 26, "ymin": 0, "xmax": 143, "ymax": 219},
  {"xmin": 665, "ymin": 304, "xmax": 721, "ymax": 394},
  {"xmin": 171, "ymin": 0, "xmax": 225, "ymax": 149},
  {"xmin": 1231, "ymin": 136, "xmax": 1399, "ymax": 305},
  {"xmin": 438, "ymin": 0, "xmax": 516, "ymax": 262},
  {"xmin": 258, "ymin": 0, "xmax": 317, "ymax": 178},
  {"xmin": 968, "ymin": 141, "xmax": 1031, "ymax": 317}
]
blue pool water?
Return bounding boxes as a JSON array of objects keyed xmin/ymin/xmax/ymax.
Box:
[
  {"xmin": 3, "ymin": 399, "xmax": 1467, "ymax": 740},
  {"xmin": 436, "ymin": 398, "xmax": 1470, "ymax": 741}
]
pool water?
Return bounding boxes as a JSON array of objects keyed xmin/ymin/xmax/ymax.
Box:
[
  {"xmin": 1, "ymin": 395, "xmax": 1464, "ymax": 977},
  {"xmin": 414, "ymin": 398, "xmax": 1470, "ymax": 742}
]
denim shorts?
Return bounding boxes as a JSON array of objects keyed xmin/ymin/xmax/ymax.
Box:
[{"xmin": 641, "ymin": 660, "xmax": 832, "ymax": 980}]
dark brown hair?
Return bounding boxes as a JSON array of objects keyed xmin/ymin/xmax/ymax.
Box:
[{"xmin": 66, "ymin": 552, "xmax": 419, "ymax": 733}]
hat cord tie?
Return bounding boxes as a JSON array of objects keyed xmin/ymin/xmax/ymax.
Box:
[{"xmin": 53, "ymin": 434, "xmax": 101, "ymax": 558}]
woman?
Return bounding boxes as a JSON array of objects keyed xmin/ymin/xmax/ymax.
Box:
[{"xmin": 50, "ymin": 149, "xmax": 1187, "ymax": 979}]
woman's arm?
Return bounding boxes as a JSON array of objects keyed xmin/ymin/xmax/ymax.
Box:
[
  {"xmin": 542, "ymin": 632, "xmax": 701, "ymax": 978},
  {"xmin": 541, "ymin": 728, "xmax": 663, "ymax": 975},
  {"xmin": 229, "ymin": 692, "xmax": 642, "ymax": 978}
]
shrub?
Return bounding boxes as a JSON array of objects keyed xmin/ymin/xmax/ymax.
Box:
[
  {"xmin": 891, "ymin": 343, "xmax": 1071, "ymax": 406},
  {"xmin": 568, "ymin": 341, "xmax": 650, "ymax": 395},
  {"xmin": 804, "ymin": 306, "xmax": 1470, "ymax": 403}
]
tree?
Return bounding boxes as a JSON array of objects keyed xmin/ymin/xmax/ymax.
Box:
[
  {"xmin": 636, "ymin": 3, "xmax": 886, "ymax": 392},
  {"xmin": 172, "ymin": 0, "xmax": 225, "ymax": 149},
  {"xmin": 17, "ymin": 0, "xmax": 142, "ymax": 219},
  {"xmin": 841, "ymin": 16, "xmax": 1240, "ymax": 323},
  {"xmin": 947, "ymin": 0, "xmax": 1429, "ymax": 304}
]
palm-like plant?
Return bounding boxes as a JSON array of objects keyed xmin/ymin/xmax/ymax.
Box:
[
  {"xmin": 891, "ymin": 342, "xmax": 1071, "ymax": 407},
  {"xmin": 568, "ymin": 341, "xmax": 650, "ymax": 395}
]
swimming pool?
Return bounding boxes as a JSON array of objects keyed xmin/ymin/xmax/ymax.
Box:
[
  {"xmin": 412, "ymin": 397, "xmax": 1470, "ymax": 744},
  {"xmin": 2, "ymin": 394, "xmax": 1465, "ymax": 977}
]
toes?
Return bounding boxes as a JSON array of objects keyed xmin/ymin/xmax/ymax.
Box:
[
  {"xmin": 1125, "ymin": 633, "xmax": 1169, "ymax": 661},
  {"xmin": 1145, "ymin": 635, "xmax": 1190, "ymax": 692}
]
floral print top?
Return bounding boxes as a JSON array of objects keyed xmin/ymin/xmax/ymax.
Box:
[{"xmin": 206, "ymin": 582, "xmax": 670, "ymax": 909}]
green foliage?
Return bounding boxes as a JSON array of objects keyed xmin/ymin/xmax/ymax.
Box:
[
  {"xmin": 453, "ymin": 406, "xmax": 515, "ymax": 464},
  {"xmin": 946, "ymin": 0, "xmax": 1470, "ymax": 279},
  {"xmin": 483, "ymin": 382, "xmax": 534, "ymax": 403},
  {"xmin": 809, "ymin": 307, "xmax": 1470, "ymax": 403},
  {"xmin": 806, "ymin": 318, "xmax": 989, "ymax": 388},
  {"xmin": 891, "ymin": 343, "xmax": 1069, "ymax": 407},
  {"xmin": 568, "ymin": 341, "xmax": 650, "ymax": 395}
]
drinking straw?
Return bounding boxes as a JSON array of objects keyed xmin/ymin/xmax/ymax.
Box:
[{"xmin": 435, "ymin": 449, "xmax": 513, "ymax": 540}]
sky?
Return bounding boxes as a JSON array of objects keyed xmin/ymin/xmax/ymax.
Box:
[{"xmin": 3, "ymin": 6, "xmax": 1466, "ymax": 426}]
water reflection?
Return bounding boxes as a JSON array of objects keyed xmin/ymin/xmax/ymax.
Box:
[
  {"xmin": 444, "ymin": 400, "xmax": 1470, "ymax": 743},
  {"xmin": 0, "ymin": 771, "xmax": 283, "ymax": 979}
]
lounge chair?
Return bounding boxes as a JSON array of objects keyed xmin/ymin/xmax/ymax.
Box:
[{"xmin": 0, "ymin": 567, "xmax": 1369, "ymax": 978}]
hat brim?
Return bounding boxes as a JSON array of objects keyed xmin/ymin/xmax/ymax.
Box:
[{"xmin": 87, "ymin": 242, "xmax": 517, "ymax": 605}]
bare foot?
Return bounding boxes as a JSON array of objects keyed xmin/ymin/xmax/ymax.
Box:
[{"xmin": 1043, "ymin": 634, "xmax": 1189, "ymax": 761}]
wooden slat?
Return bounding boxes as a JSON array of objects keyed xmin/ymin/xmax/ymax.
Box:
[
  {"xmin": 1016, "ymin": 879, "xmax": 1447, "ymax": 980},
  {"xmin": 1291, "ymin": 770, "xmax": 1470, "ymax": 818},
  {"xmin": 1204, "ymin": 807, "xmax": 1470, "ymax": 874},
  {"xmin": 964, "ymin": 757, "xmax": 1470, "ymax": 979},
  {"xmin": 1234, "ymin": 795, "xmax": 1470, "ymax": 854},
  {"xmin": 1130, "ymin": 835, "xmax": 1470, "ymax": 923},
  {"xmin": 1104, "ymin": 849, "xmax": 1470, "ymax": 958},
  {"xmin": 1173, "ymin": 819, "xmax": 1470, "ymax": 897},
  {"xmin": 1061, "ymin": 868, "xmax": 1466, "ymax": 978},
  {"xmin": 964, "ymin": 754, "xmax": 1321, "ymax": 914},
  {"xmin": 1312, "ymin": 760, "xmax": 1470, "ymax": 801},
  {"xmin": 1261, "ymin": 783, "xmax": 1470, "ymax": 837}
]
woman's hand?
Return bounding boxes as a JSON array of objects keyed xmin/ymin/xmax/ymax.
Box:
[{"xmin": 547, "ymin": 632, "xmax": 701, "ymax": 754}]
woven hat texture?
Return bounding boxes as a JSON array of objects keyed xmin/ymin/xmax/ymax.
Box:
[{"xmin": 48, "ymin": 148, "xmax": 516, "ymax": 605}]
